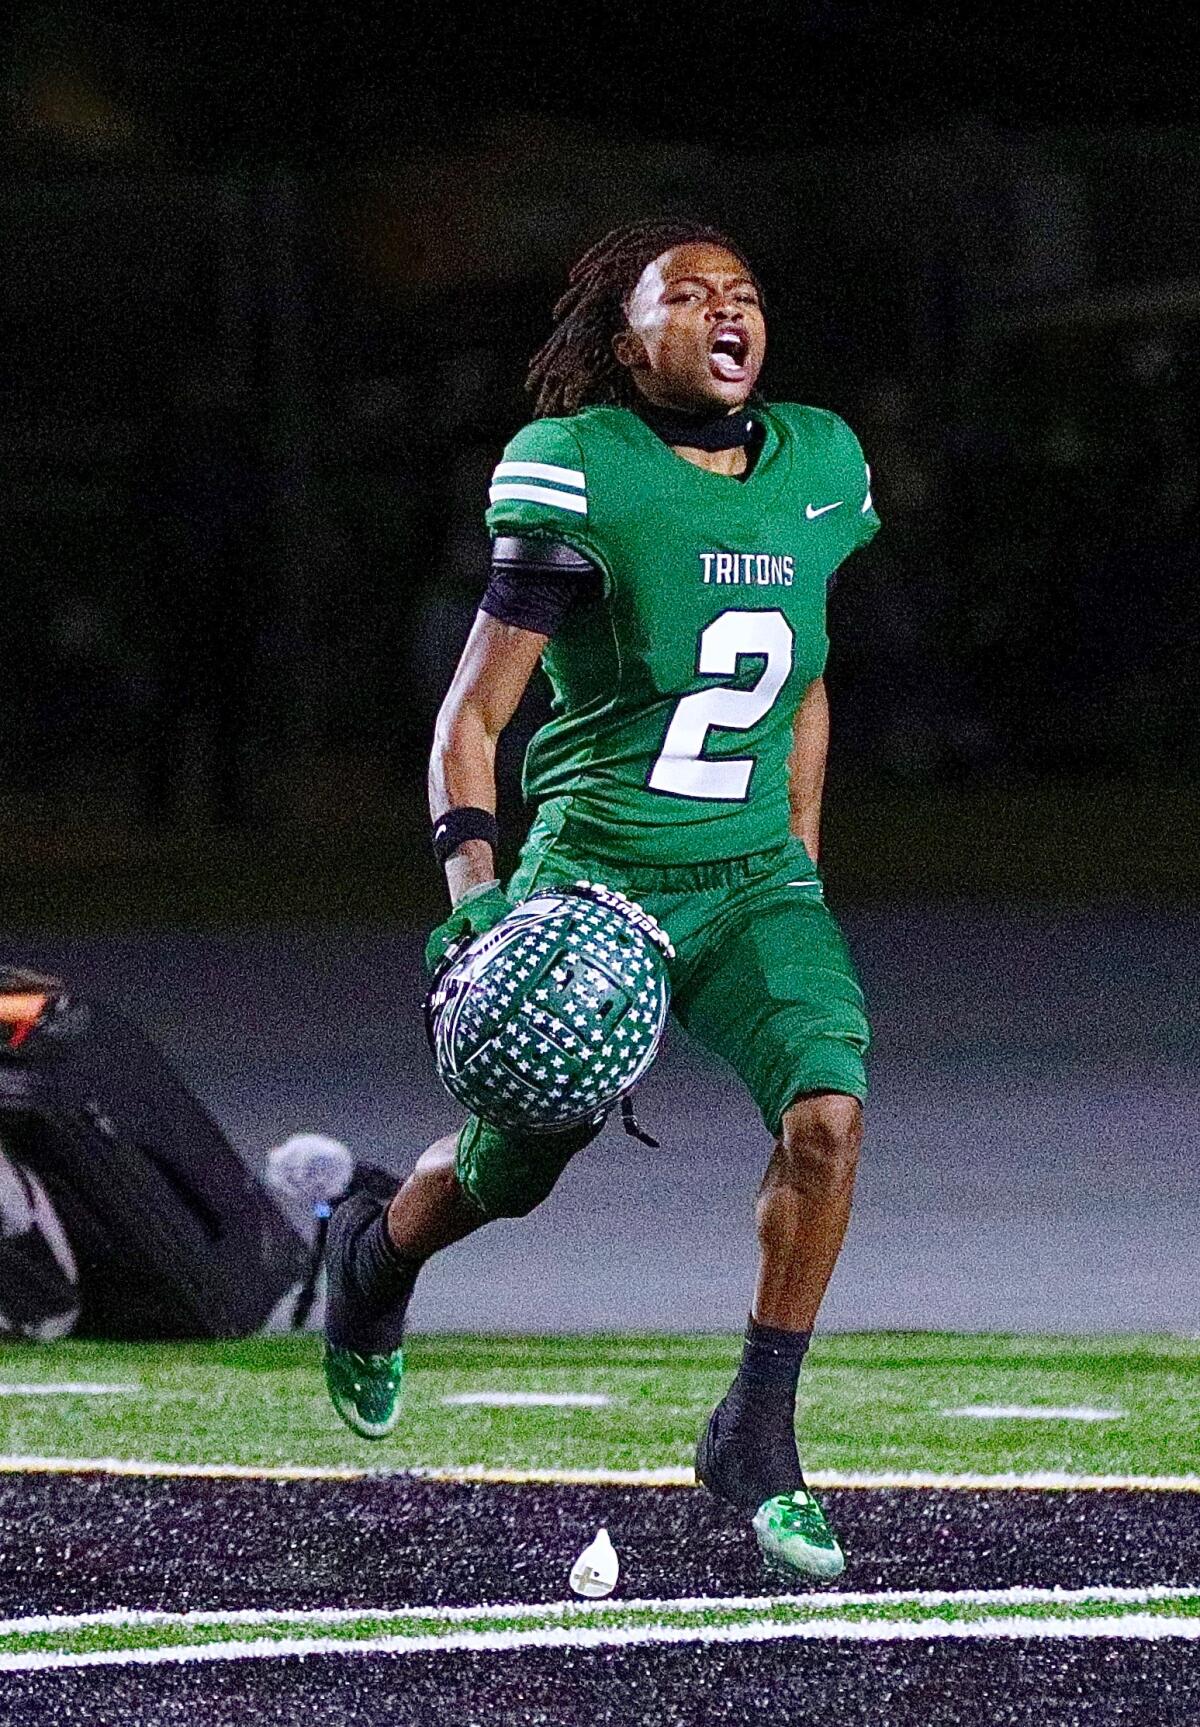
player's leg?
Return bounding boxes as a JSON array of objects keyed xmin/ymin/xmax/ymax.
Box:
[
  {"xmin": 699, "ymin": 1090, "xmax": 862, "ymax": 1491},
  {"xmin": 754, "ymin": 1090, "xmax": 863, "ymax": 1332},
  {"xmin": 675, "ymin": 843, "xmax": 869, "ymax": 1574},
  {"xmin": 324, "ymin": 829, "xmax": 600, "ymax": 1436},
  {"xmin": 703, "ymin": 1090, "xmax": 862, "ymax": 1577},
  {"xmin": 323, "ymin": 1134, "xmax": 475, "ymax": 1353},
  {"xmin": 324, "ymin": 1115, "xmax": 601, "ymax": 1438}
]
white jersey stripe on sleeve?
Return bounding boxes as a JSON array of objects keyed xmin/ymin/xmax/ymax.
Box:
[
  {"xmin": 493, "ymin": 461, "xmax": 586, "ymax": 491},
  {"xmin": 488, "ymin": 483, "xmax": 589, "ymax": 515},
  {"xmin": 861, "ymin": 463, "xmax": 873, "ymax": 513}
]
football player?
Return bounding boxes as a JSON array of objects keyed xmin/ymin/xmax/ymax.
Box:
[{"xmin": 325, "ymin": 219, "xmax": 879, "ymax": 1578}]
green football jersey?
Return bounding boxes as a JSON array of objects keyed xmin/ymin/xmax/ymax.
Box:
[{"xmin": 484, "ymin": 402, "xmax": 879, "ymax": 866}]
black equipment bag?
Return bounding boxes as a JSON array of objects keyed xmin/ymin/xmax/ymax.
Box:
[{"xmin": 0, "ymin": 966, "xmax": 309, "ymax": 1340}]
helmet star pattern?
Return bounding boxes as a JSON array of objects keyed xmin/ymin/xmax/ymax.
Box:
[{"xmin": 427, "ymin": 883, "xmax": 673, "ymax": 1133}]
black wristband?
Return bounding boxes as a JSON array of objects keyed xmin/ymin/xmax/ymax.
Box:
[{"xmin": 431, "ymin": 806, "xmax": 500, "ymax": 867}]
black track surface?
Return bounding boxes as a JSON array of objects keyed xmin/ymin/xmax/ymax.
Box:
[
  {"xmin": 1, "ymin": 1477, "xmax": 1198, "ymax": 1615},
  {"xmin": 3, "ymin": 1636, "xmax": 1199, "ymax": 1726},
  {"xmin": 3, "ymin": 1478, "xmax": 1198, "ymax": 1725}
]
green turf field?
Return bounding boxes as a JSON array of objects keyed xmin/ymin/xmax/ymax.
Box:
[
  {"xmin": 3, "ymin": 1331, "xmax": 1200, "ymax": 1674},
  {"xmin": 1, "ymin": 1332, "xmax": 1197, "ymax": 1480}
]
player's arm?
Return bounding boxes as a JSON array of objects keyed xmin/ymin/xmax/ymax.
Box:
[
  {"xmin": 429, "ymin": 613, "xmax": 547, "ymax": 905},
  {"xmin": 429, "ymin": 534, "xmax": 601, "ymax": 907},
  {"xmin": 427, "ymin": 417, "xmax": 602, "ymax": 934},
  {"xmin": 786, "ymin": 676, "xmax": 829, "ymax": 863}
]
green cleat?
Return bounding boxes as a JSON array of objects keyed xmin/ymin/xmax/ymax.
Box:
[
  {"xmin": 323, "ymin": 1344, "xmax": 404, "ymax": 1440},
  {"xmin": 752, "ymin": 1489, "xmax": 846, "ymax": 1580}
]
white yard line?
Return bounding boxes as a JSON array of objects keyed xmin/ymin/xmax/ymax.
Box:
[
  {"xmin": 943, "ymin": 1406, "xmax": 1125, "ymax": 1422},
  {"xmin": 443, "ymin": 1392, "xmax": 612, "ymax": 1408},
  {"xmin": 0, "ymin": 1384, "xmax": 141, "ymax": 1397},
  {"xmin": 1, "ymin": 1454, "xmax": 1198, "ymax": 1492},
  {"xmin": 2, "ymin": 1613, "xmax": 1199, "ymax": 1672},
  {"xmin": 2, "ymin": 1584, "xmax": 1197, "ymax": 1640}
]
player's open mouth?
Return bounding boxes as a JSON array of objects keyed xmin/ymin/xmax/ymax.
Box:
[{"xmin": 708, "ymin": 325, "xmax": 749, "ymax": 381}]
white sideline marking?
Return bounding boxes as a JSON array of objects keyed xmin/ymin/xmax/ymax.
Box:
[
  {"xmin": 0, "ymin": 1455, "xmax": 366, "ymax": 1481},
  {"xmin": 943, "ymin": 1406, "xmax": 1125, "ymax": 1423},
  {"xmin": 418, "ymin": 1464, "xmax": 688, "ymax": 1485},
  {"xmin": 0, "ymin": 1384, "xmax": 140, "ymax": 1398},
  {"xmin": 3, "ymin": 1614, "xmax": 1200, "ymax": 1672},
  {"xmin": 409, "ymin": 1464, "xmax": 1200, "ymax": 1494},
  {"xmin": 1, "ymin": 1455, "xmax": 1198, "ymax": 1492},
  {"xmin": 3, "ymin": 1584, "xmax": 1197, "ymax": 1640},
  {"xmin": 443, "ymin": 1392, "xmax": 611, "ymax": 1408}
]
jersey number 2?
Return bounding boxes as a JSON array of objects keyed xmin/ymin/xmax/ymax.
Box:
[{"xmin": 648, "ymin": 609, "xmax": 794, "ymax": 802}]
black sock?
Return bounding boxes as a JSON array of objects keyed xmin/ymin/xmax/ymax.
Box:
[
  {"xmin": 325, "ymin": 1198, "xmax": 422, "ymax": 1354},
  {"xmin": 735, "ymin": 1318, "xmax": 812, "ymax": 1397},
  {"xmin": 708, "ymin": 1319, "xmax": 811, "ymax": 1508}
]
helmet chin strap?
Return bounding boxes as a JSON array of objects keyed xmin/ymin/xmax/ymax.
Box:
[
  {"xmin": 620, "ymin": 1093, "xmax": 659, "ymax": 1148},
  {"xmin": 635, "ymin": 398, "xmax": 757, "ymax": 452}
]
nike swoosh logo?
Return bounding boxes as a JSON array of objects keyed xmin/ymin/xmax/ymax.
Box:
[{"xmin": 806, "ymin": 501, "xmax": 844, "ymax": 519}]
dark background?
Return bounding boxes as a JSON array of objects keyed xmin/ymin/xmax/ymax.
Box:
[
  {"xmin": 2, "ymin": 1, "xmax": 1198, "ymax": 925},
  {"xmin": 1, "ymin": 4, "xmax": 1198, "ymax": 1331}
]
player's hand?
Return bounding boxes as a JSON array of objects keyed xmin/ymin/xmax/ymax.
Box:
[{"xmin": 424, "ymin": 884, "xmax": 512, "ymax": 976}]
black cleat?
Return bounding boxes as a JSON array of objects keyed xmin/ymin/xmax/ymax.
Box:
[
  {"xmin": 696, "ymin": 1400, "xmax": 844, "ymax": 1578},
  {"xmin": 695, "ymin": 1398, "xmax": 768, "ymax": 1510},
  {"xmin": 322, "ymin": 1191, "xmax": 412, "ymax": 1441},
  {"xmin": 695, "ymin": 1401, "xmax": 730, "ymax": 1501}
]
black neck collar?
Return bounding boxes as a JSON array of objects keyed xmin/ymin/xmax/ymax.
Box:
[{"xmin": 635, "ymin": 399, "xmax": 757, "ymax": 452}]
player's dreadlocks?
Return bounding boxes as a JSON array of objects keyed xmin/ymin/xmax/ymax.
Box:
[{"xmin": 527, "ymin": 219, "xmax": 761, "ymax": 420}]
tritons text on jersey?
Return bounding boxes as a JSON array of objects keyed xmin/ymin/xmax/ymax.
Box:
[{"xmin": 699, "ymin": 552, "xmax": 796, "ymax": 586}]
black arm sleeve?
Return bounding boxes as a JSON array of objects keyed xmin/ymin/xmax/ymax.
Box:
[{"xmin": 479, "ymin": 536, "xmax": 604, "ymax": 638}]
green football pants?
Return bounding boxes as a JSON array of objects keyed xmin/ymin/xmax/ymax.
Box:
[{"xmin": 454, "ymin": 827, "xmax": 869, "ymax": 1218}]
